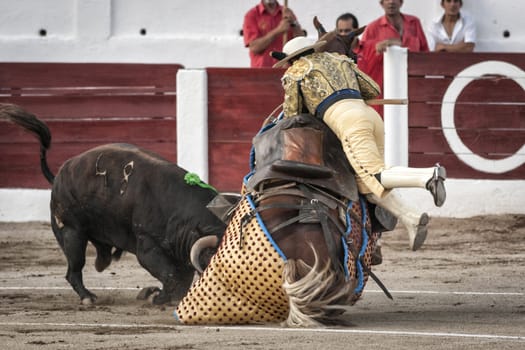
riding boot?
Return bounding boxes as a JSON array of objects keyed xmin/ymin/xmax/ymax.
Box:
[
  {"xmin": 367, "ymin": 192, "xmax": 429, "ymax": 251},
  {"xmin": 378, "ymin": 164, "xmax": 447, "ymax": 207}
]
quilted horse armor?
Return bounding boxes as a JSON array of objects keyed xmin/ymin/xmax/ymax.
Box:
[{"xmin": 175, "ymin": 114, "xmax": 380, "ymax": 325}]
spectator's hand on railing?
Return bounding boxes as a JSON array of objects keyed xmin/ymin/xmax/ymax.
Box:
[{"xmin": 376, "ymin": 38, "xmax": 402, "ymax": 54}]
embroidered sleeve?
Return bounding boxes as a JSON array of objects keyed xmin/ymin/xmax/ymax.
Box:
[{"xmin": 282, "ymin": 75, "xmax": 303, "ymax": 118}]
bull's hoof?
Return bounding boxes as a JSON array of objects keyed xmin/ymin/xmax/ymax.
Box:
[
  {"xmin": 136, "ymin": 286, "xmax": 161, "ymax": 301},
  {"xmin": 81, "ymin": 296, "xmax": 95, "ymax": 305},
  {"xmin": 152, "ymin": 292, "xmax": 172, "ymax": 305},
  {"xmin": 80, "ymin": 291, "xmax": 97, "ymax": 305}
]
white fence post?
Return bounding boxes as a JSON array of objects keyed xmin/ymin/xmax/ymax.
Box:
[
  {"xmin": 383, "ymin": 46, "xmax": 408, "ymax": 167},
  {"xmin": 176, "ymin": 69, "xmax": 209, "ymax": 181}
]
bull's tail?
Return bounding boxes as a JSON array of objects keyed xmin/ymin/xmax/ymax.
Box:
[
  {"xmin": 0, "ymin": 103, "xmax": 55, "ymax": 184},
  {"xmin": 281, "ymin": 246, "xmax": 354, "ymax": 327}
]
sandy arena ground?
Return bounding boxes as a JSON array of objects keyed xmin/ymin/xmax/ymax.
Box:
[{"xmin": 0, "ymin": 215, "xmax": 524, "ymax": 349}]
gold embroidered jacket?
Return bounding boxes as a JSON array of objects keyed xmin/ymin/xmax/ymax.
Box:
[{"xmin": 281, "ymin": 52, "xmax": 380, "ymax": 118}]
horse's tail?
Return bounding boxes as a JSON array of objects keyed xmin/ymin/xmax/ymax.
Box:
[
  {"xmin": 281, "ymin": 245, "xmax": 355, "ymax": 327},
  {"xmin": 0, "ymin": 103, "xmax": 55, "ymax": 184}
]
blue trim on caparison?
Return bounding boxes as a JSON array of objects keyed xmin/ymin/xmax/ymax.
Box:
[
  {"xmin": 358, "ymin": 196, "xmax": 369, "ymax": 258},
  {"xmin": 355, "ymin": 260, "xmax": 364, "ymax": 294},
  {"xmin": 341, "ymin": 236, "xmax": 350, "ymax": 279},
  {"xmin": 245, "ymin": 194, "xmax": 287, "ymax": 262},
  {"xmin": 353, "ymin": 196, "xmax": 369, "ymax": 294},
  {"xmin": 173, "ymin": 309, "xmax": 181, "ymax": 322},
  {"xmin": 344, "ymin": 201, "xmax": 352, "ymax": 238},
  {"xmin": 249, "ymin": 144, "xmax": 256, "ymax": 172},
  {"xmin": 243, "ymin": 171, "xmax": 254, "ymax": 186},
  {"xmin": 342, "ymin": 200, "xmax": 354, "ymax": 280}
]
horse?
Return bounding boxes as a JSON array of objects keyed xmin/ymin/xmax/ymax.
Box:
[
  {"xmin": 313, "ymin": 16, "xmax": 365, "ymax": 61},
  {"xmin": 175, "ymin": 113, "xmax": 392, "ymax": 327}
]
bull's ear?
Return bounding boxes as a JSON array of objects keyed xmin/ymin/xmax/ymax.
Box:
[{"xmin": 270, "ymin": 51, "xmax": 287, "ymax": 61}]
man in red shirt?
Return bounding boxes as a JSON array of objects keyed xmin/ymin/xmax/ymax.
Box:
[
  {"xmin": 357, "ymin": 0, "xmax": 429, "ymax": 115},
  {"xmin": 243, "ymin": 0, "xmax": 305, "ymax": 68}
]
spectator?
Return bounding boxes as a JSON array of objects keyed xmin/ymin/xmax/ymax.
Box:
[
  {"xmin": 336, "ymin": 12, "xmax": 359, "ymax": 37},
  {"xmin": 243, "ymin": 0, "xmax": 305, "ymax": 68},
  {"xmin": 335, "ymin": 12, "xmax": 361, "ymax": 54},
  {"xmin": 427, "ymin": 0, "xmax": 476, "ymax": 52},
  {"xmin": 272, "ymin": 37, "xmax": 446, "ymax": 251},
  {"xmin": 357, "ymin": 0, "xmax": 429, "ymax": 116}
]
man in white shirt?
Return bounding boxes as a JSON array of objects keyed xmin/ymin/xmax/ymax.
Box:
[{"xmin": 427, "ymin": 0, "xmax": 476, "ymax": 52}]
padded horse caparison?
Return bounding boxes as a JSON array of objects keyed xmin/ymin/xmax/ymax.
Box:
[{"xmin": 175, "ymin": 191, "xmax": 377, "ymax": 325}]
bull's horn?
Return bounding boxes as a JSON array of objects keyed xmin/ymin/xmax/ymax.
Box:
[{"xmin": 190, "ymin": 235, "xmax": 219, "ymax": 273}]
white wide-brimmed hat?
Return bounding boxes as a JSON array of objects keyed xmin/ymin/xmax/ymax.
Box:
[{"xmin": 271, "ymin": 37, "xmax": 326, "ymax": 68}]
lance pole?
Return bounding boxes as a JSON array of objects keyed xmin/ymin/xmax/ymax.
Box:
[{"xmin": 365, "ymin": 98, "xmax": 408, "ymax": 106}]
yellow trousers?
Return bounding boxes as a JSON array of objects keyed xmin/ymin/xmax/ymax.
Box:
[{"xmin": 322, "ymin": 99, "xmax": 388, "ymax": 198}]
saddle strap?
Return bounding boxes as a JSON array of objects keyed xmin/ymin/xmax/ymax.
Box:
[
  {"xmin": 298, "ymin": 184, "xmax": 345, "ymax": 273},
  {"xmin": 256, "ymin": 185, "xmax": 339, "ymax": 210},
  {"xmin": 254, "ymin": 201, "xmax": 344, "ymax": 235}
]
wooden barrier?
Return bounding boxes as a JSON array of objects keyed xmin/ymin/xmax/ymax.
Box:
[
  {"xmin": 0, "ymin": 63, "xmax": 183, "ymax": 188},
  {"xmin": 407, "ymin": 52, "xmax": 524, "ymax": 180},
  {"xmin": 206, "ymin": 67, "xmax": 284, "ymax": 191},
  {"xmin": 1, "ymin": 54, "xmax": 523, "ymax": 192}
]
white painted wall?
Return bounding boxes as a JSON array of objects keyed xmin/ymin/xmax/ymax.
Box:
[
  {"xmin": 0, "ymin": 0, "xmax": 523, "ymax": 68},
  {"xmin": 2, "ymin": 178, "xmax": 524, "ymax": 222}
]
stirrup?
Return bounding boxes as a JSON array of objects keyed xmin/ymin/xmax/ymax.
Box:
[{"xmin": 426, "ymin": 164, "xmax": 446, "ymax": 207}]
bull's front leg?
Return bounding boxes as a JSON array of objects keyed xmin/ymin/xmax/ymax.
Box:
[{"xmin": 135, "ymin": 234, "xmax": 194, "ymax": 305}]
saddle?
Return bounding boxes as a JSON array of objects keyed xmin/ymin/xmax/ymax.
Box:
[{"xmin": 246, "ymin": 114, "xmax": 359, "ymax": 202}]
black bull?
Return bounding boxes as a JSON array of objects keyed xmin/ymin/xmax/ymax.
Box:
[{"xmin": 1, "ymin": 103, "xmax": 226, "ymax": 305}]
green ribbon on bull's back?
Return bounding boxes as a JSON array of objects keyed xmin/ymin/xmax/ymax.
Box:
[{"xmin": 184, "ymin": 172, "xmax": 217, "ymax": 193}]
